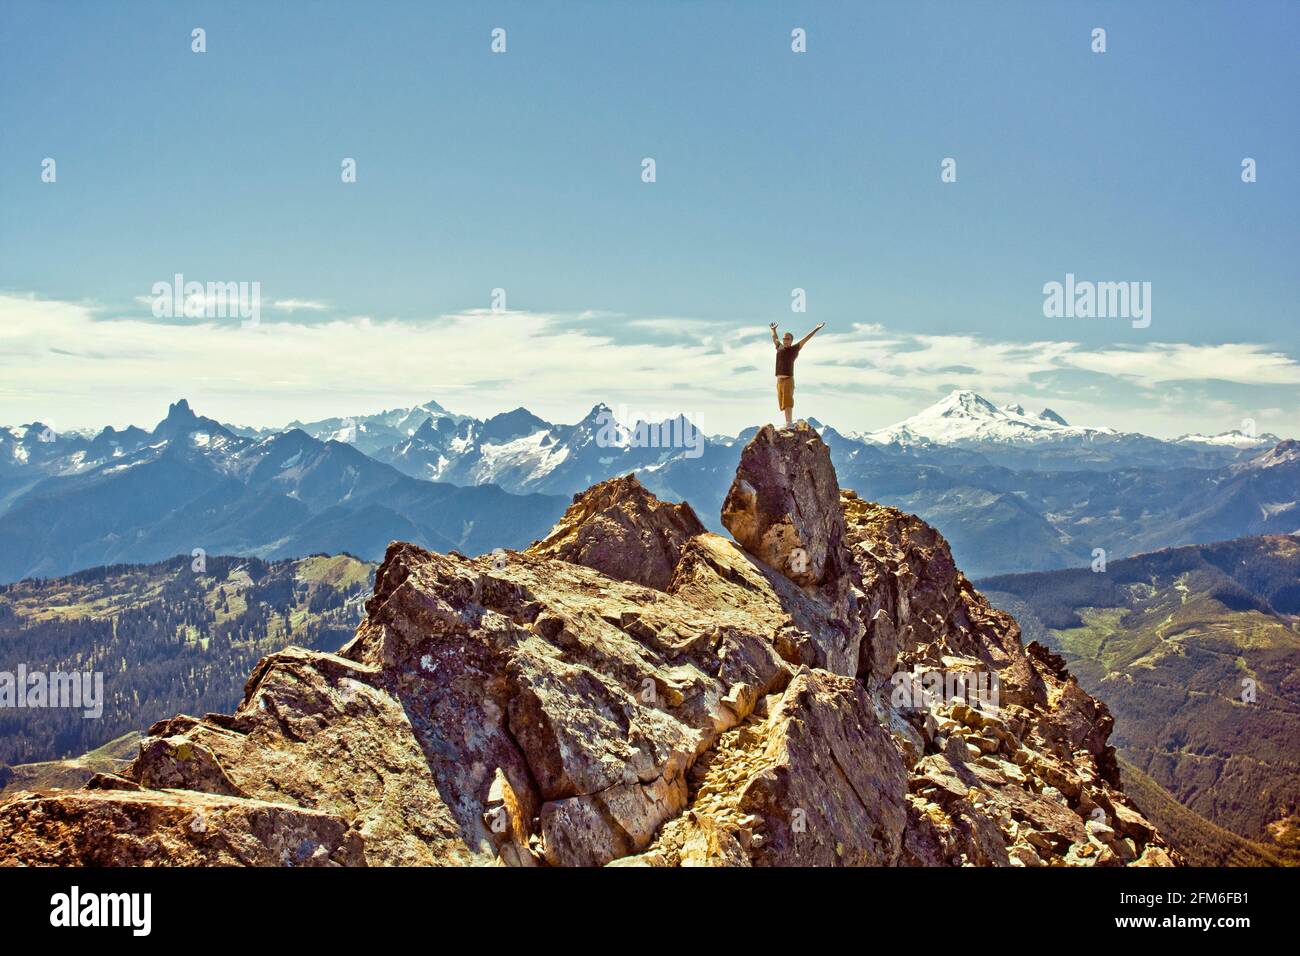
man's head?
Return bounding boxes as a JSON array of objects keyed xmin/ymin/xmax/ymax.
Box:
[{"xmin": 782, "ymin": 332, "xmax": 794, "ymax": 345}]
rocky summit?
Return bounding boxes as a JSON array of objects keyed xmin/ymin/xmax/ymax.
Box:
[{"xmin": 0, "ymin": 421, "xmax": 1177, "ymax": 867}]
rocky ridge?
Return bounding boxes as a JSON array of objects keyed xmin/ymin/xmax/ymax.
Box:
[{"xmin": 0, "ymin": 422, "xmax": 1176, "ymax": 867}]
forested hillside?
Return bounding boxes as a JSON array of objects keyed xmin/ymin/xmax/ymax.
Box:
[
  {"xmin": 983, "ymin": 535, "xmax": 1300, "ymax": 864},
  {"xmin": 0, "ymin": 553, "xmax": 373, "ymax": 766}
]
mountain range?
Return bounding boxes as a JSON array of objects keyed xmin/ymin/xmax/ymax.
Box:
[
  {"xmin": 855, "ymin": 389, "xmax": 1282, "ymax": 471},
  {"xmin": 1, "ymin": 390, "xmax": 1295, "ymax": 581},
  {"xmin": 0, "ymin": 400, "xmax": 567, "ymax": 583}
]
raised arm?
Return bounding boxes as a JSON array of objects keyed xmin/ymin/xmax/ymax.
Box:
[
  {"xmin": 769, "ymin": 322, "xmax": 780, "ymax": 347},
  {"xmin": 797, "ymin": 322, "xmax": 825, "ymax": 348}
]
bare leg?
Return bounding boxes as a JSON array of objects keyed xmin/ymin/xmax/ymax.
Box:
[{"xmin": 784, "ymin": 406, "xmax": 793, "ymax": 426}]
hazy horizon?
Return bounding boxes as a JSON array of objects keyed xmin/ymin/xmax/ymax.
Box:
[{"xmin": 4, "ymin": 369, "xmax": 1292, "ymax": 445}]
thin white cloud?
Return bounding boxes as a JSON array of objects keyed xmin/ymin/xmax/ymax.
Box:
[
  {"xmin": 625, "ymin": 317, "xmax": 717, "ymax": 334},
  {"xmin": 270, "ymin": 299, "xmax": 330, "ymax": 313},
  {"xmin": 132, "ymin": 294, "xmax": 330, "ymax": 315},
  {"xmin": 1061, "ymin": 342, "xmax": 1300, "ymax": 386}
]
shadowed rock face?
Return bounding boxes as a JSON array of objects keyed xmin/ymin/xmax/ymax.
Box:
[{"xmin": 0, "ymin": 424, "xmax": 1177, "ymax": 867}]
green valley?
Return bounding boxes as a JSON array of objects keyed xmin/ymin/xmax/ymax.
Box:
[{"xmin": 983, "ymin": 535, "xmax": 1300, "ymax": 865}]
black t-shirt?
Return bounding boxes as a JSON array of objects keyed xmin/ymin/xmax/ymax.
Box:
[{"xmin": 775, "ymin": 343, "xmax": 801, "ymax": 376}]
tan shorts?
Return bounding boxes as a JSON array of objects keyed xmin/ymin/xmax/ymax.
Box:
[{"xmin": 776, "ymin": 376, "xmax": 794, "ymax": 411}]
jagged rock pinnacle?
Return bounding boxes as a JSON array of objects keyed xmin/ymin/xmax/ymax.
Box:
[{"xmin": 721, "ymin": 421, "xmax": 848, "ymax": 590}]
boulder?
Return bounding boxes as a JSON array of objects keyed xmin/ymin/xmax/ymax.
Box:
[
  {"xmin": 721, "ymin": 422, "xmax": 848, "ymax": 589},
  {"xmin": 529, "ymin": 474, "xmax": 704, "ymax": 591}
]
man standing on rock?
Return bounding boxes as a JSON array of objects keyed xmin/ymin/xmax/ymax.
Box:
[{"xmin": 770, "ymin": 322, "xmax": 825, "ymax": 427}]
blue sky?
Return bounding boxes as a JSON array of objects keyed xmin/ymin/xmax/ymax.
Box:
[{"xmin": 1, "ymin": 0, "xmax": 1297, "ymax": 437}]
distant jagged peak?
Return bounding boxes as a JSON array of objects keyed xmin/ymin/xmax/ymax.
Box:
[
  {"xmin": 803, "ymin": 417, "xmax": 851, "ymax": 443},
  {"xmin": 0, "ymin": 421, "xmax": 65, "ymax": 447},
  {"xmin": 417, "ymin": 397, "xmax": 453, "ymax": 415},
  {"xmin": 282, "ymin": 398, "xmax": 465, "ymax": 444},
  {"xmin": 163, "ymin": 398, "xmax": 196, "ymax": 422},
  {"xmin": 1243, "ymin": 438, "xmax": 1300, "ymax": 470},
  {"xmin": 563, "ymin": 402, "xmax": 615, "ymax": 439},
  {"xmin": 152, "ymin": 398, "xmax": 235, "ymax": 442},
  {"xmin": 411, "ymin": 412, "xmax": 469, "ymax": 441},
  {"xmin": 256, "ymin": 426, "xmax": 315, "ymax": 448},
  {"xmin": 480, "ymin": 407, "xmax": 552, "ymax": 443}
]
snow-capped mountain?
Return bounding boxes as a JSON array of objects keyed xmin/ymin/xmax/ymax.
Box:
[
  {"xmin": 203, "ymin": 389, "xmax": 1292, "ymax": 491},
  {"xmin": 287, "ymin": 399, "xmax": 465, "ymax": 456},
  {"xmin": 0, "ymin": 400, "xmax": 237, "ymax": 485},
  {"xmin": 859, "ymin": 390, "xmax": 1117, "ymax": 447},
  {"xmin": 0, "ymin": 400, "xmax": 566, "ymax": 583},
  {"xmin": 225, "ymin": 399, "xmax": 466, "ymax": 457},
  {"xmin": 2, "ymin": 392, "xmax": 1294, "ymax": 581},
  {"xmin": 379, "ymin": 407, "xmax": 563, "ymax": 487},
  {"xmin": 852, "ymin": 389, "xmax": 1283, "ymax": 471},
  {"xmin": 375, "ymin": 403, "xmax": 714, "ymax": 495},
  {"xmin": 1174, "ymin": 429, "xmax": 1281, "ymax": 450}
]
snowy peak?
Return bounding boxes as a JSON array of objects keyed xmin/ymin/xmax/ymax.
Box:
[
  {"xmin": 862, "ymin": 390, "xmax": 1109, "ymax": 447},
  {"xmin": 1175, "ymin": 429, "xmax": 1280, "ymax": 450},
  {"xmin": 931, "ymin": 390, "xmax": 1002, "ymax": 420},
  {"xmin": 275, "ymin": 399, "xmax": 467, "ymax": 455}
]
